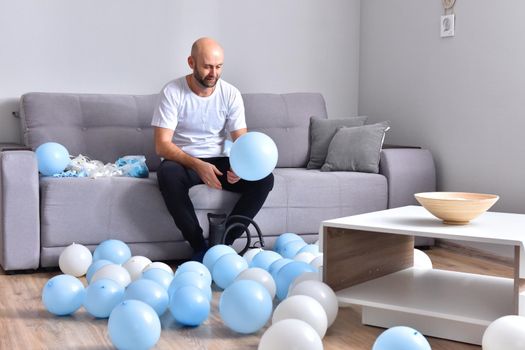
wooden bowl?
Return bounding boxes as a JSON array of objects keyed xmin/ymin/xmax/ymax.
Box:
[{"xmin": 414, "ymin": 192, "xmax": 499, "ymax": 225}]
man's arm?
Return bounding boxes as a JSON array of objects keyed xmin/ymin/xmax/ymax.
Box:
[
  {"xmin": 154, "ymin": 127, "xmax": 223, "ymax": 188},
  {"xmin": 230, "ymin": 128, "xmax": 247, "ymax": 141}
]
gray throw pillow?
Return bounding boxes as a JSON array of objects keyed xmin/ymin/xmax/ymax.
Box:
[
  {"xmin": 307, "ymin": 116, "xmax": 368, "ymax": 169},
  {"xmin": 320, "ymin": 122, "xmax": 390, "ymax": 173}
]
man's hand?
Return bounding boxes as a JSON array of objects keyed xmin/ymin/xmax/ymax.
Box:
[
  {"xmin": 227, "ymin": 169, "xmax": 240, "ymax": 184},
  {"xmin": 194, "ymin": 160, "xmax": 223, "ymax": 189}
]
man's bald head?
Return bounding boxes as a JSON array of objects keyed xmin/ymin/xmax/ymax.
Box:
[
  {"xmin": 191, "ymin": 37, "xmax": 224, "ymax": 60},
  {"xmin": 188, "ymin": 37, "xmax": 224, "ymax": 90}
]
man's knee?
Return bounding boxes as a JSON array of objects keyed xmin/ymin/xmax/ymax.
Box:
[
  {"xmin": 157, "ymin": 160, "xmax": 187, "ymax": 191},
  {"xmin": 254, "ymin": 173, "xmax": 274, "ymax": 193}
]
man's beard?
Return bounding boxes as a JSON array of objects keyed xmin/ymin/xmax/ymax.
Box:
[{"xmin": 194, "ymin": 71, "xmax": 219, "ymax": 88}]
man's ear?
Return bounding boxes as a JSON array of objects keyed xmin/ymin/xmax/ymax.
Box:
[{"xmin": 188, "ymin": 56, "xmax": 195, "ymax": 69}]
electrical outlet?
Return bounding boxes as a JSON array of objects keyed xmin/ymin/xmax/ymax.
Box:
[{"xmin": 440, "ymin": 14, "xmax": 455, "ymax": 38}]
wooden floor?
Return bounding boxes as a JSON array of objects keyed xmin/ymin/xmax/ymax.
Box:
[{"xmin": 0, "ymin": 247, "xmax": 512, "ymax": 349}]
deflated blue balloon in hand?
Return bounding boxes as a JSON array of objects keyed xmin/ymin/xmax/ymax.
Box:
[
  {"xmin": 230, "ymin": 132, "xmax": 278, "ymax": 181},
  {"xmin": 35, "ymin": 142, "xmax": 70, "ymax": 176}
]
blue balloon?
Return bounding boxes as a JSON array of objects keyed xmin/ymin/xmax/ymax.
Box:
[
  {"xmin": 169, "ymin": 285, "xmax": 210, "ymax": 326},
  {"xmin": 83, "ymin": 279, "xmax": 124, "ymax": 318},
  {"xmin": 42, "ymin": 274, "xmax": 85, "ymax": 316},
  {"xmin": 281, "ymin": 240, "xmax": 308, "ymax": 259},
  {"xmin": 123, "ymin": 279, "xmax": 169, "ymax": 316},
  {"xmin": 250, "ymin": 250, "xmax": 282, "ymax": 271},
  {"xmin": 108, "ymin": 300, "xmax": 161, "ymax": 350},
  {"xmin": 168, "ymin": 271, "xmax": 212, "ymax": 301},
  {"xmin": 297, "ymin": 244, "xmax": 320, "ymax": 255},
  {"xmin": 212, "ymin": 253, "xmax": 248, "ymax": 289},
  {"xmin": 275, "ymin": 261, "xmax": 316, "ymax": 300},
  {"xmin": 175, "ymin": 261, "xmax": 212, "ymax": 286},
  {"xmin": 219, "ymin": 279, "xmax": 272, "ymax": 334},
  {"xmin": 268, "ymin": 258, "xmax": 294, "ymax": 280},
  {"xmin": 373, "ymin": 326, "xmax": 431, "ymax": 350},
  {"xmin": 273, "ymin": 233, "xmax": 303, "ymax": 255},
  {"xmin": 202, "ymin": 244, "xmax": 236, "ymax": 273},
  {"xmin": 230, "ymin": 132, "xmax": 278, "ymax": 181},
  {"xmin": 86, "ymin": 259, "xmax": 112, "ymax": 284},
  {"xmin": 93, "ymin": 239, "xmax": 131, "ymax": 265},
  {"xmin": 35, "ymin": 142, "xmax": 70, "ymax": 176},
  {"xmin": 142, "ymin": 268, "xmax": 173, "ymax": 290}
]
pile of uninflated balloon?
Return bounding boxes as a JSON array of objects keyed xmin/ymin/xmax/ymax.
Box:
[
  {"xmin": 35, "ymin": 142, "xmax": 148, "ymax": 178},
  {"xmin": 43, "ymin": 235, "xmax": 455, "ymax": 349}
]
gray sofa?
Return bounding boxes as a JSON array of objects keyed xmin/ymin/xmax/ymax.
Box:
[{"xmin": 0, "ymin": 92, "xmax": 436, "ymax": 271}]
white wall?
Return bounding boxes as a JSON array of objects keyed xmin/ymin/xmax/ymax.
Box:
[
  {"xmin": 0, "ymin": 0, "xmax": 360, "ymax": 143},
  {"xmin": 359, "ymin": 0, "xmax": 525, "ymax": 214}
]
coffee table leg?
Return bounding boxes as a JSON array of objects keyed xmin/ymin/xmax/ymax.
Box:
[{"xmin": 322, "ymin": 226, "xmax": 414, "ymax": 291}]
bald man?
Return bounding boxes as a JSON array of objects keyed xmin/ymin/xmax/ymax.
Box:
[{"xmin": 152, "ymin": 38, "xmax": 274, "ymax": 261}]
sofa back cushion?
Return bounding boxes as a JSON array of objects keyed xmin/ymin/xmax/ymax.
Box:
[
  {"xmin": 20, "ymin": 92, "xmax": 327, "ymax": 170},
  {"xmin": 243, "ymin": 93, "xmax": 327, "ymax": 167}
]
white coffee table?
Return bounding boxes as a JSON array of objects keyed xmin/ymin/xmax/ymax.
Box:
[{"xmin": 319, "ymin": 205, "xmax": 525, "ymax": 345}]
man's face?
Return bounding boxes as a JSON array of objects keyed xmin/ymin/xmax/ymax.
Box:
[{"xmin": 191, "ymin": 51, "xmax": 223, "ymax": 88}]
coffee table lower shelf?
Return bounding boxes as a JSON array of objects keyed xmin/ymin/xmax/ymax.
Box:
[{"xmin": 336, "ymin": 267, "xmax": 514, "ymax": 345}]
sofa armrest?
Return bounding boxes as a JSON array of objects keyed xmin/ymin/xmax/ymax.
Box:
[
  {"xmin": 0, "ymin": 150, "xmax": 40, "ymax": 271},
  {"xmin": 379, "ymin": 148, "xmax": 436, "ymax": 209}
]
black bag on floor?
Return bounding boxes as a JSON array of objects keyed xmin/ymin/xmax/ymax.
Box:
[{"xmin": 207, "ymin": 213, "xmax": 265, "ymax": 255}]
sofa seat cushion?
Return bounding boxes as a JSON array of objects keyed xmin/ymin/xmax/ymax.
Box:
[
  {"xmin": 246, "ymin": 169, "xmax": 388, "ymax": 236},
  {"xmin": 39, "ymin": 174, "xmax": 177, "ymax": 247},
  {"xmin": 40, "ymin": 169, "xmax": 388, "ymax": 248}
]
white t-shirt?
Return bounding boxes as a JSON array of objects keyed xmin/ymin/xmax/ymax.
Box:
[{"xmin": 151, "ymin": 76, "xmax": 246, "ymax": 158}]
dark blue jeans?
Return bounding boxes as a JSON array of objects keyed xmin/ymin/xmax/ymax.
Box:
[{"xmin": 156, "ymin": 157, "xmax": 274, "ymax": 251}]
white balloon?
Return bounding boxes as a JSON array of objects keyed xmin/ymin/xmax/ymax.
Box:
[
  {"xmin": 235, "ymin": 267, "xmax": 276, "ymax": 299},
  {"xmin": 243, "ymin": 248, "xmax": 264, "ymax": 265},
  {"xmin": 258, "ymin": 319, "xmax": 323, "ymax": 350},
  {"xmin": 272, "ymin": 295, "xmax": 328, "ymax": 338},
  {"xmin": 294, "ymin": 252, "xmax": 316, "ymax": 264},
  {"xmin": 143, "ymin": 261, "xmax": 173, "ymax": 275},
  {"xmin": 122, "ymin": 256, "xmax": 152, "ymax": 281},
  {"xmin": 287, "ymin": 272, "xmax": 321, "ymax": 298},
  {"xmin": 59, "ymin": 243, "xmax": 93, "ymax": 277},
  {"xmin": 482, "ymin": 315, "xmax": 525, "ymax": 350},
  {"xmin": 309, "ymin": 254, "xmax": 323, "ymax": 270},
  {"xmin": 289, "ymin": 280, "xmax": 339, "ymax": 327},
  {"xmin": 414, "ymin": 249, "xmax": 433, "ymax": 269},
  {"xmin": 91, "ymin": 264, "xmax": 131, "ymax": 288}
]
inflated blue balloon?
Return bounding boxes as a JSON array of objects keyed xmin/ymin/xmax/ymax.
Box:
[
  {"xmin": 123, "ymin": 279, "xmax": 169, "ymax": 316},
  {"xmin": 219, "ymin": 279, "xmax": 272, "ymax": 334},
  {"xmin": 108, "ymin": 300, "xmax": 161, "ymax": 350},
  {"xmin": 273, "ymin": 233, "xmax": 303, "ymax": 255},
  {"xmin": 175, "ymin": 261, "xmax": 212, "ymax": 286},
  {"xmin": 275, "ymin": 261, "xmax": 316, "ymax": 300},
  {"xmin": 268, "ymin": 258, "xmax": 294, "ymax": 280},
  {"xmin": 35, "ymin": 142, "xmax": 70, "ymax": 176},
  {"xmin": 142, "ymin": 268, "xmax": 173, "ymax": 290},
  {"xmin": 168, "ymin": 271, "xmax": 212, "ymax": 301},
  {"xmin": 212, "ymin": 253, "xmax": 248, "ymax": 289},
  {"xmin": 83, "ymin": 278, "xmax": 124, "ymax": 318},
  {"xmin": 229, "ymin": 132, "xmax": 278, "ymax": 181},
  {"xmin": 202, "ymin": 244, "xmax": 236, "ymax": 273},
  {"xmin": 169, "ymin": 285, "xmax": 210, "ymax": 326},
  {"xmin": 42, "ymin": 274, "xmax": 85, "ymax": 315},
  {"xmin": 250, "ymin": 250, "xmax": 282, "ymax": 271},
  {"xmin": 281, "ymin": 239, "xmax": 308, "ymax": 259},
  {"xmin": 373, "ymin": 326, "xmax": 431, "ymax": 350},
  {"xmin": 297, "ymin": 244, "xmax": 320, "ymax": 255},
  {"xmin": 86, "ymin": 259, "xmax": 113, "ymax": 284},
  {"xmin": 93, "ymin": 239, "xmax": 131, "ymax": 265}
]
